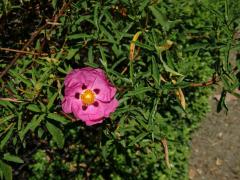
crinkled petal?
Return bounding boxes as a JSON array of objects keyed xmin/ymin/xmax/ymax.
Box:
[
  {"xmin": 103, "ymin": 98, "xmax": 119, "ymax": 117},
  {"xmin": 64, "ymin": 83, "xmax": 82, "ymax": 97},
  {"xmin": 83, "ymin": 103, "xmax": 105, "ymax": 118},
  {"xmin": 62, "ymin": 97, "xmax": 73, "ymax": 113},
  {"xmin": 64, "ymin": 68, "xmax": 97, "ymax": 88},
  {"xmin": 71, "ymin": 99, "xmax": 84, "ymax": 120},
  {"xmin": 92, "ymin": 76, "xmax": 117, "ymax": 102},
  {"xmin": 85, "ymin": 117, "xmax": 104, "ymax": 126},
  {"xmin": 71, "ymin": 100, "xmax": 105, "ymax": 123}
]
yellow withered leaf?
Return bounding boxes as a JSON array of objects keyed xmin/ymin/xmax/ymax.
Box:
[
  {"xmin": 172, "ymin": 80, "xmax": 186, "ymax": 109},
  {"xmin": 129, "ymin": 31, "xmax": 142, "ymax": 61},
  {"xmin": 160, "ymin": 75, "xmax": 167, "ymax": 82},
  {"xmin": 159, "ymin": 40, "xmax": 174, "ymax": 52}
]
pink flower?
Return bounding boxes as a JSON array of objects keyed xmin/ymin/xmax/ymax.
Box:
[{"xmin": 62, "ymin": 67, "xmax": 119, "ymax": 126}]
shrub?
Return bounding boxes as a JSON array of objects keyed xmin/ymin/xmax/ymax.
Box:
[{"xmin": 0, "ymin": 0, "xmax": 239, "ymax": 179}]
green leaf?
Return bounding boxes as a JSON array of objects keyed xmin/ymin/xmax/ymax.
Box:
[
  {"xmin": 66, "ymin": 48, "xmax": 79, "ymax": 60},
  {"xmin": 0, "ymin": 114, "xmax": 15, "ymax": 125},
  {"xmin": 131, "ymin": 112, "xmax": 148, "ymax": 131},
  {"xmin": 93, "ymin": 3, "xmax": 99, "ymax": 30},
  {"xmin": 47, "ymin": 113, "xmax": 69, "ymax": 124},
  {"xmin": 139, "ymin": 0, "xmax": 149, "ymax": 11},
  {"xmin": 67, "ymin": 33, "xmax": 95, "ymax": 40},
  {"xmin": 27, "ymin": 104, "xmax": 41, "ymax": 112},
  {"xmin": 128, "ymin": 132, "xmax": 149, "ymax": 146},
  {"xmin": 9, "ymin": 70, "xmax": 32, "ymax": 87},
  {"xmin": 217, "ymin": 90, "xmax": 228, "ymax": 112},
  {"xmin": 158, "ymin": 52, "xmax": 184, "ymax": 76},
  {"xmin": 19, "ymin": 114, "xmax": 45, "ymax": 141},
  {"xmin": 52, "ymin": 0, "xmax": 57, "ymax": 9},
  {"xmin": 47, "ymin": 92, "xmax": 58, "ymax": 110},
  {"xmin": 125, "ymin": 87, "xmax": 153, "ymax": 97},
  {"xmin": 152, "ymin": 56, "xmax": 160, "ymax": 85},
  {"xmin": 149, "ymin": 6, "xmax": 169, "ymax": 31},
  {"xmin": 0, "ymin": 160, "xmax": 12, "ymax": 180},
  {"xmin": 101, "ymin": 140, "xmax": 114, "ymax": 160},
  {"xmin": 99, "ymin": 25, "xmax": 117, "ymax": 43},
  {"xmin": 0, "ymin": 100, "xmax": 15, "ymax": 109},
  {"xmin": 134, "ymin": 41, "xmax": 154, "ymax": 51},
  {"xmin": 46, "ymin": 122, "xmax": 65, "ymax": 148},
  {"xmin": 98, "ymin": 46, "xmax": 108, "ymax": 69},
  {"xmin": 3, "ymin": 153, "xmax": 24, "ymax": 164},
  {"xmin": 0, "ymin": 124, "xmax": 15, "ymax": 149},
  {"xmin": 117, "ymin": 22, "xmax": 134, "ymax": 41},
  {"xmin": 184, "ymin": 43, "xmax": 208, "ymax": 51},
  {"xmin": 17, "ymin": 112, "xmax": 23, "ymax": 131},
  {"xmin": 88, "ymin": 46, "xmax": 94, "ymax": 63},
  {"xmin": 148, "ymin": 98, "xmax": 160, "ymax": 141}
]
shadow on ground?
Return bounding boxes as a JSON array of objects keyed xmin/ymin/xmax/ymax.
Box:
[{"xmin": 189, "ymin": 96, "xmax": 240, "ymax": 180}]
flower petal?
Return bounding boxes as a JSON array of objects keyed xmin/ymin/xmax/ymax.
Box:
[
  {"xmin": 62, "ymin": 97, "xmax": 73, "ymax": 113},
  {"xmin": 85, "ymin": 117, "xmax": 104, "ymax": 126},
  {"xmin": 71, "ymin": 99, "xmax": 105, "ymax": 123},
  {"xmin": 64, "ymin": 68, "xmax": 97, "ymax": 88},
  {"xmin": 92, "ymin": 76, "xmax": 117, "ymax": 102},
  {"xmin": 64, "ymin": 83, "xmax": 82, "ymax": 97},
  {"xmin": 103, "ymin": 98, "xmax": 119, "ymax": 117}
]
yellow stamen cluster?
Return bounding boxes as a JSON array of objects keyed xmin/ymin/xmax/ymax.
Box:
[{"xmin": 80, "ymin": 89, "xmax": 95, "ymax": 105}]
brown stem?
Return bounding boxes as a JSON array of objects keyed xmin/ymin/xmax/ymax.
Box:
[
  {"xmin": 59, "ymin": 111, "xmax": 76, "ymax": 122},
  {"xmin": 0, "ymin": 47, "xmax": 48, "ymax": 56},
  {"xmin": 0, "ymin": 1, "xmax": 72, "ymax": 79},
  {"xmin": 190, "ymin": 77, "xmax": 219, "ymax": 87},
  {"xmin": 0, "ymin": 24, "xmax": 48, "ymax": 79}
]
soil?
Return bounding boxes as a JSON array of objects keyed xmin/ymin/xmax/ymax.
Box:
[{"xmin": 189, "ymin": 94, "xmax": 240, "ymax": 180}]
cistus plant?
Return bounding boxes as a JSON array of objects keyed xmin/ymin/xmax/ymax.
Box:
[
  {"xmin": 62, "ymin": 67, "xmax": 119, "ymax": 126},
  {"xmin": 0, "ymin": 0, "xmax": 240, "ymax": 179}
]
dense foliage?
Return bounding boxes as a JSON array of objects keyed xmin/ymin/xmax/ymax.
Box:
[{"xmin": 0, "ymin": 0, "xmax": 239, "ymax": 179}]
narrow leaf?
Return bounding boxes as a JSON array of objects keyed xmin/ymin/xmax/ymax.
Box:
[
  {"xmin": 0, "ymin": 160, "xmax": 12, "ymax": 180},
  {"xmin": 47, "ymin": 113, "xmax": 69, "ymax": 124},
  {"xmin": 0, "ymin": 114, "xmax": 15, "ymax": 125},
  {"xmin": 67, "ymin": 34, "xmax": 95, "ymax": 40},
  {"xmin": 152, "ymin": 56, "xmax": 160, "ymax": 85},
  {"xmin": 0, "ymin": 124, "xmax": 15, "ymax": 149},
  {"xmin": 128, "ymin": 132, "xmax": 149, "ymax": 146},
  {"xmin": 46, "ymin": 122, "xmax": 65, "ymax": 148},
  {"xmin": 27, "ymin": 104, "xmax": 41, "ymax": 112},
  {"xmin": 125, "ymin": 87, "xmax": 153, "ymax": 97},
  {"xmin": 3, "ymin": 153, "xmax": 24, "ymax": 164},
  {"xmin": 129, "ymin": 31, "xmax": 142, "ymax": 61},
  {"xmin": 47, "ymin": 92, "xmax": 58, "ymax": 110}
]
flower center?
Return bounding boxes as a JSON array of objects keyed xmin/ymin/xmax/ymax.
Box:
[{"xmin": 80, "ymin": 89, "xmax": 95, "ymax": 105}]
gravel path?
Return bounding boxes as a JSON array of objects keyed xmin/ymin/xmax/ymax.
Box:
[{"xmin": 189, "ymin": 96, "xmax": 240, "ymax": 180}]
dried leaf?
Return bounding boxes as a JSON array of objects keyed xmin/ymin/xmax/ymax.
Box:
[
  {"xmin": 161, "ymin": 138, "xmax": 171, "ymax": 168},
  {"xmin": 159, "ymin": 40, "xmax": 174, "ymax": 52},
  {"xmin": 172, "ymin": 80, "xmax": 186, "ymax": 109},
  {"xmin": 129, "ymin": 31, "xmax": 142, "ymax": 61}
]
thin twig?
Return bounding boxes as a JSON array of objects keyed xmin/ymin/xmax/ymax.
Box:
[
  {"xmin": 0, "ymin": 24, "xmax": 48, "ymax": 79},
  {"xmin": 0, "ymin": 47, "xmax": 48, "ymax": 56},
  {"xmin": 0, "ymin": 97, "xmax": 23, "ymax": 102},
  {"xmin": 0, "ymin": 1, "xmax": 72, "ymax": 79},
  {"xmin": 190, "ymin": 76, "xmax": 220, "ymax": 87},
  {"xmin": 59, "ymin": 111, "xmax": 76, "ymax": 122}
]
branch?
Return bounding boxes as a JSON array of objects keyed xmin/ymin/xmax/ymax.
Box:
[
  {"xmin": 59, "ymin": 111, "xmax": 76, "ymax": 122},
  {"xmin": 190, "ymin": 76, "xmax": 219, "ymax": 87},
  {"xmin": 0, "ymin": 47, "xmax": 48, "ymax": 56},
  {"xmin": 0, "ymin": 24, "xmax": 48, "ymax": 79},
  {"xmin": 0, "ymin": 1, "xmax": 72, "ymax": 79}
]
